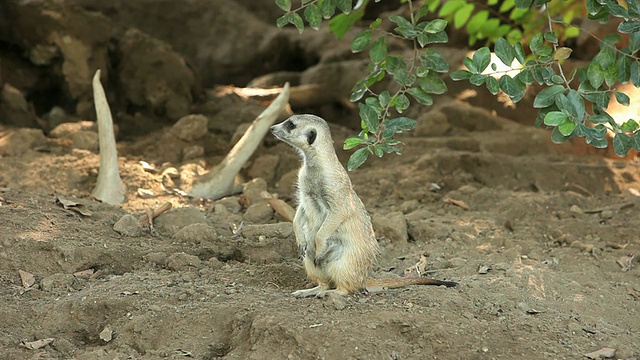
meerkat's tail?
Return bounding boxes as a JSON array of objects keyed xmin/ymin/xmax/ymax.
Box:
[{"xmin": 365, "ymin": 277, "xmax": 457, "ymax": 293}]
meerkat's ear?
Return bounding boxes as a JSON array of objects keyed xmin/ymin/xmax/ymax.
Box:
[{"xmin": 307, "ymin": 129, "xmax": 317, "ymax": 145}]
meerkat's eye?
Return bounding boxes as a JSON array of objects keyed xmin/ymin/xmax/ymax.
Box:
[
  {"xmin": 286, "ymin": 121, "xmax": 296, "ymax": 131},
  {"xmin": 307, "ymin": 129, "xmax": 317, "ymax": 145}
]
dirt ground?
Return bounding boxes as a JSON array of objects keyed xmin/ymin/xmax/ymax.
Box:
[{"xmin": 1, "ymin": 1, "xmax": 640, "ymax": 360}]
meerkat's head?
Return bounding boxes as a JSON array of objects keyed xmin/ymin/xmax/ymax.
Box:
[{"xmin": 270, "ymin": 114, "xmax": 333, "ymax": 158}]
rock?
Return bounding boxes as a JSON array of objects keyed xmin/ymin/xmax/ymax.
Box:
[
  {"xmin": 0, "ymin": 128, "xmax": 47, "ymax": 156},
  {"xmin": 372, "ymin": 211, "xmax": 408, "ymax": 243},
  {"xmin": 40, "ymin": 273, "xmax": 75, "ymax": 292},
  {"xmin": 415, "ymin": 110, "xmax": 451, "ymax": 137},
  {"xmin": 144, "ymin": 252, "xmax": 168, "ymax": 267},
  {"xmin": 52, "ymin": 338, "xmax": 76, "ymax": 357},
  {"xmin": 216, "ymin": 197, "xmax": 242, "ymax": 213},
  {"xmin": 113, "ymin": 214, "xmax": 143, "ymax": 237},
  {"xmin": 49, "ymin": 120, "xmax": 95, "ymax": 138},
  {"xmin": 166, "ymin": 252, "xmax": 202, "ymax": 272},
  {"xmin": 242, "ymin": 178, "xmax": 268, "ymax": 205},
  {"xmin": 154, "ymin": 207, "xmax": 208, "ymax": 237},
  {"xmin": 182, "ymin": 145, "xmax": 205, "ymax": 160},
  {"xmin": 0, "ymin": 83, "xmax": 39, "ymax": 128},
  {"xmin": 243, "ymin": 202, "xmax": 274, "ymax": 224},
  {"xmin": 117, "ymin": 28, "xmax": 195, "ymax": 121},
  {"xmin": 173, "ymin": 223, "xmax": 218, "ymax": 245},
  {"xmin": 171, "ymin": 114, "xmax": 208, "ymax": 141},
  {"xmin": 399, "ymin": 200, "xmax": 420, "ymax": 214},
  {"xmin": 69, "ymin": 130, "xmax": 98, "ymax": 150},
  {"xmin": 329, "ymin": 293, "xmax": 348, "ymax": 310},
  {"xmin": 248, "ymin": 155, "xmax": 280, "ymax": 183},
  {"xmin": 242, "ymin": 222, "xmax": 294, "ymax": 239}
]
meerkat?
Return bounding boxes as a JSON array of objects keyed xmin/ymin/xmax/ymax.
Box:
[{"xmin": 270, "ymin": 114, "xmax": 456, "ymax": 298}]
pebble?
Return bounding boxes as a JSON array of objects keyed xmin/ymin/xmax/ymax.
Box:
[{"xmin": 113, "ymin": 214, "xmax": 144, "ymax": 237}]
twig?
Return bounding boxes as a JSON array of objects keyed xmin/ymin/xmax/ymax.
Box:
[{"xmin": 138, "ymin": 202, "xmax": 172, "ymax": 226}]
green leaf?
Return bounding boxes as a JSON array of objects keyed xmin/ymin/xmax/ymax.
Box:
[
  {"xmin": 530, "ymin": 33, "xmax": 544, "ymax": 53},
  {"xmin": 514, "ymin": 0, "xmax": 533, "ymax": 9},
  {"xmin": 499, "ymin": 0, "xmax": 515, "ymax": 12},
  {"xmin": 407, "ymin": 87, "xmax": 434, "ymax": 106},
  {"xmin": 321, "ymin": 0, "xmax": 336, "ymax": 19},
  {"xmin": 372, "ymin": 145, "xmax": 384, "ymax": 157},
  {"xmin": 618, "ymin": 21, "xmax": 640, "ymax": 34},
  {"xmin": 420, "ymin": 49, "xmax": 449, "ymax": 73},
  {"xmin": 544, "ymin": 31, "xmax": 558, "ymax": 43},
  {"xmin": 275, "ymin": 0, "xmax": 291, "ymax": 12},
  {"xmin": 336, "ymin": 0, "xmax": 352, "ymax": 14},
  {"xmin": 472, "ymin": 47, "xmax": 492, "ymax": 73},
  {"xmin": 329, "ymin": 11, "xmax": 364, "ymax": 38},
  {"xmin": 276, "ymin": 14, "xmax": 289, "ymax": 28},
  {"xmin": 424, "ymin": 19, "xmax": 448, "ymax": 34},
  {"xmin": 359, "ymin": 103, "xmax": 380, "ymax": 132},
  {"xmin": 351, "ymin": 30, "xmax": 371, "ymax": 53},
  {"xmin": 589, "ymin": 113, "xmax": 613, "ymax": 125},
  {"xmin": 347, "ymin": 147, "xmax": 370, "ymax": 171},
  {"xmin": 566, "ymin": 90, "xmax": 585, "ymax": 120},
  {"xmin": 585, "ymin": 0, "xmax": 602, "ymax": 15},
  {"xmin": 386, "ymin": 117, "xmax": 417, "ymax": 133},
  {"xmin": 470, "ymin": 74, "xmax": 486, "ymax": 86},
  {"xmin": 615, "ymin": 91, "xmax": 631, "ymax": 106},
  {"xmin": 463, "ymin": 57, "xmax": 478, "ymax": 73},
  {"xmin": 289, "ymin": 13, "xmax": 305, "ymax": 33},
  {"xmin": 379, "ymin": 90, "xmax": 391, "ymax": 107},
  {"xmin": 557, "ymin": 119, "xmax": 576, "ymax": 136},
  {"xmin": 533, "ymin": 85, "xmax": 565, "ymax": 108},
  {"xmin": 618, "ymin": 55, "xmax": 631, "ymax": 83},
  {"xmin": 466, "ymin": 10, "xmax": 489, "ymax": 34},
  {"xmin": 630, "ymin": 32, "xmax": 640, "ymax": 53},
  {"xmin": 494, "ymin": 37, "xmax": 515, "ymax": 66},
  {"xmin": 418, "ymin": 71, "xmax": 447, "ymax": 94},
  {"xmin": 633, "ymin": 132, "xmax": 640, "ymax": 151},
  {"xmin": 632, "ymin": 60, "xmax": 640, "ymax": 87},
  {"xmin": 369, "ymin": 37, "xmax": 387, "ymax": 63},
  {"xmin": 304, "ymin": 4, "xmax": 322, "ymax": 30},
  {"xmin": 450, "ymin": 70, "xmax": 473, "ymax": 80},
  {"xmin": 514, "ymin": 42, "xmax": 527, "ymax": 64},
  {"xmin": 620, "ymin": 119, "xmax": 640, "ymax": 132},
  {"xmin": 439, "ymin": 0, "xmax": 465, "ymax": 16},
  {"xmin": 395, "ymin": 94, "xmax": 410, "ymax": 113},
  {"xmin": 607, "ymin": 2, "xmax": 629, "ymax": 18},
  {"xmin": 454, "ymin": 3, "xmax": 474, "ymax": 29},
  {"xmin": 613, "ymin": 132, "xmax": 632, "ymax": 156},
  {"xmin": 544, "ymin": 111, "xmax": 568, "ymax": 126},
  {"xmin": 550, "ymin": 126, "xmax": 570, "ymax": 144},
  {"xmin": 485, "ymin": 76, "xmax": 499, "ymax": 95},
  {"xmin": 343, "ymin": 136, "xmax": 363, "ymax": 150},
  {"xmin": 499, "ymin": 75, "xmax": 526, "ymax": 102}
]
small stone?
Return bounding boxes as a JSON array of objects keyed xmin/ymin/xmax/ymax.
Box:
[
  {"xmin": 149, "ymin": 305, "xmax": 162, "ymax": 312},
  {"xmin": 372, "ymin": 212, "xmax": 408, "ymax": 243},
  {"xmin": 399, "ymin": 200, "xmax": 420, "ymax": 214},
  {"xmin": 599, "ymin": 209, "xmax": 614, "ymax": 219},
  {"xmin": 172, "ymin": 114, "xmax": 208, "ymax": 141},
  {"xmin": 216, "ymin": 197, "xmax": 242, "ymax": 213},
  {"xmin": 243, "ymin": 202, "xmax": 274, "ymax": 224},
  {"xmin": 173, "ymin": 223, "xmax": 218, "ymax": 244},
  {"xmin": 166, "ymin": 252, "xmax": 202, "ymax": 271},
  {"xmin": 154, "ymin": 207, "xmax": 208, "ymax": 237},
  {"xmin": 248, "ymin": 155, "xmax": 280, "ymax": 183},
  {"xmin": 52, "ymin": 339, "xmax": 76, "ymax": 357},
  {"xmin": 329, "ymin": 293, "xmax": 347, "ymax": 310},
  {"xmin": 242, "ymin": 222, "xmax": 294, "ymax": 239},
  {"xmin": 145, "ymin": 252, "xmax": 168, "ymax": 267},
  {"xmin": 569, "ymin": 205, "xmax": 584, "ymax": 214},
  {"xmin": 415, "ymin": 110, "xmax": 451, "ymax": 137},
  {"xmin": 113, "ymin": 214, "xmax": 144, "ymax": 237},
  {"xmin": 242, "ymin": 178, "xmax": 268, "ymax": 205},
  {"xmin": 182, "ymin": 145, "xmax": 205, "ymax": 160},
  {"xmin": 99, "ymin": 325, "xmax": 113, "ymax": 342},
  {"xmin": 40, "ymin": 273, "xmax": 74, "ymax": 292}
]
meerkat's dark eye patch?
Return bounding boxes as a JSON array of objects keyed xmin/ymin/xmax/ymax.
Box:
[
  {"xmin": 307, "ymin": 129, "xmax": 317, "ymax": 145},
  {"xmin": 286, "ymin": 120, "xmax": 296, "ymax": 131}
]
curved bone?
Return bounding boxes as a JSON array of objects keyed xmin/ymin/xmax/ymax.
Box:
[
  {"xmin": 91, "ymin": 69, "xmax": 125, "ymax": 204},
  {"xmin": 189, "ymin": 82, "xmax": 290, "ymax": 200}
]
